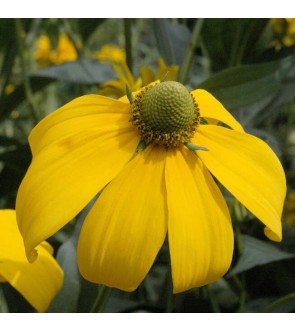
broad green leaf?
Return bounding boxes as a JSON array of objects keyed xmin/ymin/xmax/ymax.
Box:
[
  {"xmin": 31, "ymin": 58, "xmax": 116, "ymax": 84},
  {"xmin": 198, "ymin": 54, "xmax": 295, "ymax": 110},
  {"xmin": 77, "ymin": 18, "xmax": 107, "ymax": 42},
  {"xmin": 201, "ymin": 19, "xmax": 270, "ymax": 70},
  {"xmin": 47, "ymin": 238, "xmax": 80, "ymax": 313},
  {"xmin": 152, "ymin": 19, "xmax": 191, "ymax": 66},
  {"xmin": 228, "ymin": 235, "xmax": 295, "ymax": 277}
]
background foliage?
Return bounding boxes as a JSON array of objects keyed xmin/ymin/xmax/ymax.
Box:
[{"xmin": 1, "ymin": 18, "xmax": 295, "ymax": 313}]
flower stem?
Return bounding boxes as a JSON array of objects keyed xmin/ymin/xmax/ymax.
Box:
[
  {"xmin": 124, "ymin": 18, "xmax": 133, "ymax": 74},
  {"xmin": 178, "ymin": 18, "xmax": 205, "ymax": 85},
  {"xmin": 90, "ymin": 285, "xmax": 112, "ymax": 313},
  {"xmin": 263, "ymin": 292, "xmax": 295, "ymax": 313},
  {"xmin": 15, "ymin": 18, "xmax": 39, "ymax": 124}
]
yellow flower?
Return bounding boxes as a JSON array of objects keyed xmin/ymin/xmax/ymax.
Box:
[
  {"xmin": 0, "ymin": 209, "xmax": 63, "ymax": 312},
  {"xmin": 16, "ymin": 81, "xmax": 286, "ymax": 293},
  {"xmin": 100, "ymin": 57, "xmax": 179, "ymax": 98},
  {"xmin": 271, "ymin": 18, "xmax": 295, "ymax": 48},
  {"xmin": 95, "ymin": 44, "xmax": 126, "ymax": 63},
  {"xmin": 34, "ymin": 35, "xmax": 52, "ymax": 67},
  {"xmin": 99, "ymin": 61, "xmax": 142, "ymax": 97},
  {"xmin": 34, "ymin": 33, "xmax": 78, "ymax": 67},
  {"xmin": 50, "ymin": 33, "xmax": 78, "ymax": 65},
  {"xmin": 140, "ymin": 58, "xmax": 179, "ymax": 86}
]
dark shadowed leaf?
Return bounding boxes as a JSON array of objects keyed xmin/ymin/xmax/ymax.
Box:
[
  {"xmin": 153, "ymin": 19, "xmax": 191, "ymax": 66},
  {"xmin": 228, "ymin": 235, "xmax": 295, "ymax": 277},
  {"xmin": 77, "ymin": 18, "xmax": 107, "ymax": 42},
  {"xmin": 201, "ymin": 19, "xmax": 270, "ymax": 70},
  {"xmin": 47, "ymin": 239, "xmax": 81, "ymax": 313},
  {"xmin": 198, "ymin": 54, "xmax": 295, "ymax": 110},
  {"xmin": 31, "ymin": 58, "xmax": 116, "ymax": 84}
]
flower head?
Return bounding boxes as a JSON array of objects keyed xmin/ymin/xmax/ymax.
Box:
[
  {"xmin": 16, "ymin": 81, "xmax": 286, "ymax": 293},
  {"xmin": 95, "ymin": 44, "xmax": 126, "ymax": 63},
  {"xmin": 0, "ymin": 209, "xmax": 63, "ymax": 312},
  {"xmin": 34, "ymin": 33, "xmax": 78, "ymax": 67},
  {"xmin": 99, "ymin": 57, "xmax": 179, "ymax": 98}
]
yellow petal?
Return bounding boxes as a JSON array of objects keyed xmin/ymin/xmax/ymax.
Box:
[
  {"xmin": 16, "ymin": 125, "xmax": 139, "ymax": 262},
  {"xmin": 165, "ymin": 148, "xmax": 233, "ymax": 293},
  {"xmin": 77, "ymin": 146, "xmax": 167, "ymax": 291},
  {"xmin": 140, "ymin": 66, "xmax": 155, "ymax": 86},
  {"xmin": 191, "ymin": 89, "xmax": 244, "ymax": 132},
  {"xmin": 194, "ymin": 125, "xmax": 286, "ymax": 241},
  {"xmin": 29, "ymin": 94, "xmax": 131, "ymax": 156},
  {"xmin": 0, "ymin": 210, "xmax": 63, "ymax": 312}
]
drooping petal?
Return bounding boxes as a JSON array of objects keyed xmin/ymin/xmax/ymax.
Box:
[
  {"xmin": 16, "ymin": 125, "xmax": 139, "ymax": 262},
  {"xmin": 29, "ymin": 94, "xmax": 132, "ymax": 156},
  {"xmin": 77, "ymin": 146, "xmax": 167, "ymax": 291},
  {"xmin": 194, "ymin": 125, "xmax": 286, "ymax": 241},
  {"xmin": 0, "ymin": 210, "xmax": 63, "ymax": 313},
  {"xmin": 165, "ymin": 148, "xmax": 233, "ymax": 293},
  {"xmin": 191, "ymin": 89, "xmax": 244, "ymax": 132}
]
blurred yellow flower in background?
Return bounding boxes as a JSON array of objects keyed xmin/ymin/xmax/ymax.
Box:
[
  {"xmin": 0, "ymin": 209, "xmax": 63, "ymax": 312},
  {"xmin": 34, "ymin": 35, "xmax": 52, "ymax": 67},
  {"xmin": 271, "ymin": 18, "xmax": 295, "ymax": 49},
  {"xmin": 99, "ymin": 57, "xmax": 179, "ymax": 98},
  {"xmin": 34, "ymin": 33, "xmax": 79, "ymax": 67},
  {"xmin": 95, "ymin": 44, "xmax": 126, "ymax": 63}
]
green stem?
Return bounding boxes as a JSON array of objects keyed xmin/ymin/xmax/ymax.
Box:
[
  {"xmin": 90, "ymin": 285, "xmax": 112, "ymax": 313},
  {"xmin": 124, "ymin": 18, "xmax": 133, "ymax": 74},
  {"xmin": 15, "ymin": 18, "xmax": 39, "ymax": 124},
  {"xmin": 263, "ymin": 292, "xmax": 295, "ymax": 313},
  {"xmin": 178, "ymin": 18, "xmax": 205, "ymax": 84}
]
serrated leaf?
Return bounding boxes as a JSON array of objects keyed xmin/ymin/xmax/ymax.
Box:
[
  {"xmin": 153, "ymin": 19, "xmax": 191, "ymax": 66},
  {"xmin": 47, "ymin": 239, "xmax": 80, "ymax": 313},
  {"xmin": 198, "ymin": 54, "xmax": 295, "ymax": 110},
  {"xmin": 228, "ymin": 235, "xmax": 295, "ymax": 277},
  {"xmin": 31, "ymin": 58, "xmax": 116, "ymax": 84}
]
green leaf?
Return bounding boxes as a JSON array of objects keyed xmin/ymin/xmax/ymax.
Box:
[
  {"xmin": 198, "ymin": 54, "xmax": 295, "ymax": 110},
  {"xmin": 152, "ymin": 19, "xmax": 191, "ymax": 65},
  {"xmin": 31, "ymin": 58, "xmax": 116, "ymax": 84},
  {"xmin": 228, "ymin": 235, "xmax": 295, "ymax": 277},
  {"xmin": 47, "ymin": 238, "xmax": 81, "ymax": 313},
  {"xmin": 201, "ymin": 18, "xmax": 270, "ymax": 70},
  {"xmin": 77, "ymin": 18, "xmax": 107, "ymax": 43}
]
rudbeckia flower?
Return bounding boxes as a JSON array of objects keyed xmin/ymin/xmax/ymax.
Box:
[
  {"xmin": 0, "ymin": 209, "xmax": 63, "ymax": 312},
  {"xmin": 16, "ymin": 81, "xmax": 286, "ymax": 293},
  {"xmin": 95, "ymin": 44, "xmax": 126, "ymax": 63}
]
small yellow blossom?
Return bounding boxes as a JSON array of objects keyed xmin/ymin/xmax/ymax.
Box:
[
  {"xmin": 50, "ymin": 33, "xmax": 78, "ymax": 65},
  {"xmin": 16, "ymin": 80, "xmax": 286, "ymax": 293},
  {"xmin": 100, "ymin": 58, "xmax": 179, "ymax": 98},
  {"xmin": 34, "ymin": 33, "xmax": 78, "ymax": 67},
  {"xmin": 34, "ymin": 35, "xmax": 52, "ymax": 67},
  {"xmin": 99, "ymin": 61, "xmax": 142, "ymax": 98},
  {"xmin": 271, "ymin": 18, "xmax": 295, "ymax": 49},
  {"xmin": 95, "ymin": 44, "xmax": 126, "ymax": 63},
  {"xmin": 4, "ymin": 84, "xmax": 15, "ymax": 95},
  {"xmin": 0, "ymin": 209, "xmax": 63, "ymax": 312}
]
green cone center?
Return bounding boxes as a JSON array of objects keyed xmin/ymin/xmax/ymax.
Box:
[
  {"xmin": 130, "ymin": 81, "xmax": 200, "ymax": 147},
  {"xmin": 140, "ymin": 81, "xmax": 196, "ymax": 132}
]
